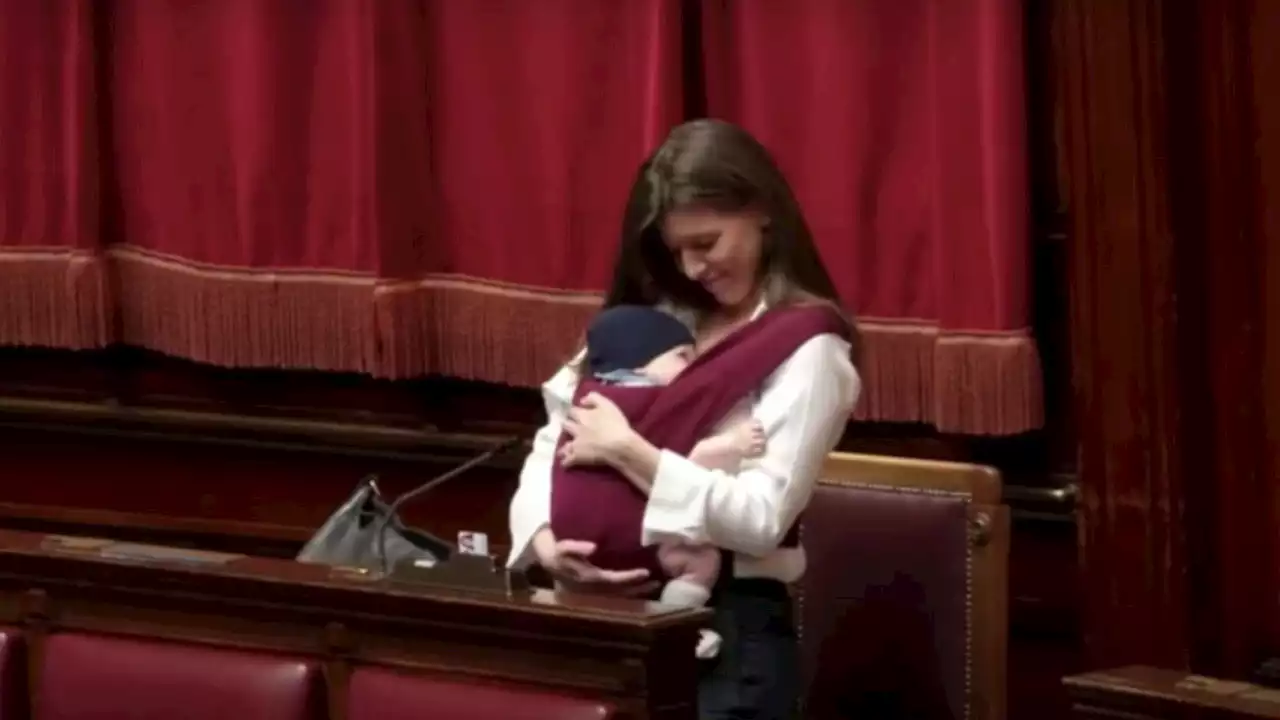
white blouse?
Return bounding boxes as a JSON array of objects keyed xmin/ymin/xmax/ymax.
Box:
[{"xmin": 505, "ymin": 304, "xmax": 861, "ymax": 583}]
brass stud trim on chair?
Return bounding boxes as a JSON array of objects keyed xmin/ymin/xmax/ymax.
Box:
[{"xmin": 968, "ymin": 511, "xmax": 992, "ymax": 548}]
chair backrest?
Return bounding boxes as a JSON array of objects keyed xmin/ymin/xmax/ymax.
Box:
[
  {"xmin": 346, "ymin": 665, "xmax": 616, "ymax": 720},
  {"xmin": 797, "ymin": 452, "xmax": 1009, "ymax": 720},
  {"xmin": 36, "ymin": 632, "xmax": 324, "ymax": 720}
]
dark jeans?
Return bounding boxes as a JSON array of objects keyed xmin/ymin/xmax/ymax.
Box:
[{"xmin": 698, "ymin": 578, "xmax": 800, "ymax": 720}]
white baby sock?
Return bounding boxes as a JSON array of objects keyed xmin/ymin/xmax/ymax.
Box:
[
  {"xmin": 659, "ymin": 580, "xmax": 723, "ymax": 659},
  {"xmin": 695, "ymin": 629, "xmax": 723, "ymax": 659},
  {"xmin": 659, "ymin": 578, "xmax": 712, "ymax": 607}
]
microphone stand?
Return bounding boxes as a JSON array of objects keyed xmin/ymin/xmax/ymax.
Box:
[{"xmin": 374, "ymin": 435, "xmax": 527, "ymax": 577}]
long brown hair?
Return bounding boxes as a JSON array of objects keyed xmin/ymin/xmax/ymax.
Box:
[{"xmin": 603, "ymin": 119, "xmax": 859, "ymax": 357}]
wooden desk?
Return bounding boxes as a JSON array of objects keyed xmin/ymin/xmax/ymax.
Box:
[
  {"xmin": 0, "ymin": 530, "xmax": 706, "ymax": 719},
  {"xmin": 1066, "ymin": 666, "xmax": 1280, "ymax": 719}
]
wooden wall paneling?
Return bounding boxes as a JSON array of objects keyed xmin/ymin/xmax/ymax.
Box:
[
  {"xmin": 1055, "ymin": 0, "xmax": 1192, "ymax": 670},
  {"xmin": 1250, "ymin": 0, "xmax": 1280, "ymax": 664},
  {"xmin": 1058, "ymin": 0, "xmax": 1280, "ymax": 679},
  {"xmin": 1169, "ymin": 0, "xmax": 1271, "ymax": 677},
  {"xmin": 1185, "ymin": 0, "xmax": 1280, "ymax": 677}
]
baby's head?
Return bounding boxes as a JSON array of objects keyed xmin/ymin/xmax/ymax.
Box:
[
  {"xmin": 638, "ymin": 344, "xmax": 695, "ymax": 383},
  {"xmin": 586, "ymin": 305, "xmax": 695, "ymax": 383}
]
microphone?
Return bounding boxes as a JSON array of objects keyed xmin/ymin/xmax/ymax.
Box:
[{"xmin": 375, "ymin": 435, "xmax": 528, "ymax": 574}]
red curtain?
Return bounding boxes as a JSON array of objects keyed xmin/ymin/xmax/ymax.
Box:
[
  {"xmin": 106, "ymin": 0, "xmax": 393, "ymax": 372},
  {"xmin": 0, "ymin": 1, "xmax": 108, "ymax": 350},
  {"xmin": 374, "ymin": 0, "xmax": 685, "ymax": 385},
  {"xmin": 0, "ymin": 0, "xmax": 1038, "ymax": 435},
  {"xmin": 700, "ymin": 0, "xmax": 1037, "ymax": 433}
]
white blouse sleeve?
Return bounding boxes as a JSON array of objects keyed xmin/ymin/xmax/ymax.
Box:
[
  {"xmin": 640, "ymin": 333, "xmax": 860, "ymax": 557},
  {"xmin": 505, "ymin": 362, "xmax": 578, "ymax": 569}
]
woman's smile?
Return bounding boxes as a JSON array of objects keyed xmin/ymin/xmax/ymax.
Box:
[
  {"xmin": 663, "ymin": 207, "xmax": 766, "ymax": 308},
  {"xmin": 703, "ymin": 275, "xmax": 742, "ymax": 303}
]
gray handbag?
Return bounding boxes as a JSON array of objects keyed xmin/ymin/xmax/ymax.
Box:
[
  {"xmin": 295, "ymin": 476, "xmax": 452, "ymax": 572},
  {"xmin": 296, "ymin": 438, "xmax": 524, "ymax": 573}
]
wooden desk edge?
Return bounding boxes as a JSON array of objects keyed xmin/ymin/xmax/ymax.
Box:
[{"xmin": 0, "ymin": 529, "xmax": 710, "ymax": 630}]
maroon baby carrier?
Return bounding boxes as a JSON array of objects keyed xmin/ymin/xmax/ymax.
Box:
[{"xmin": 549, "ymin": 304, "xmax": 849, "ymax": 580}]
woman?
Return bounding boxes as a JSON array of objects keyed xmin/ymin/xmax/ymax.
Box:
[{"xmin": 507, "ymin": 119, "xmax": 861, "ymax": 719}]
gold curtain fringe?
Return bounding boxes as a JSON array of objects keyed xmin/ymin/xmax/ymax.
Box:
[
  {"xmin": 0, "ymin": 249, "xmax": 1044, "ymax": 435},
  {"xmin": 0, "ymin": 251, "xmax": 111, "ymax": 349},
  {"xmin": 113, "ymin": 256, "xmax": 379, "ymax": 374},
  {"xmin": 854, "ymin": 323, "xmax": 1044, "ymax": 435},
  {"xmin": 375, "ymin": 286, "xmax": 595, "ymax": 389}
]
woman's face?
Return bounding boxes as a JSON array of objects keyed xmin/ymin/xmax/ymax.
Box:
[{"xmin": 661, "ymin": 207, "xmax": 765, "ymax": 312}]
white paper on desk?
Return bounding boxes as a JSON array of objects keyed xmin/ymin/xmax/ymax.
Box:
[{"xmin": 457, "ymin": 531, "xmax": 489, "ymax": 556}]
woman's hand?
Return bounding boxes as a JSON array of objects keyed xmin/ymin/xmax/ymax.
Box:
[
  {"xmin": 539, "ymin": 537, "xmax": 657, "ymax": 597},
  {"xmin": 560, "ymin": 391, "xmax": 635, "ymax": 467}
]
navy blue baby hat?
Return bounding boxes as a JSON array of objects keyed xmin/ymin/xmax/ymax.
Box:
[{"xmin": 585, "ymin": 305, "xmax": 694, "ymax": 375}]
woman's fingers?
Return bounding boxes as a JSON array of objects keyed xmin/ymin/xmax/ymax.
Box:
[
  {"xmin": 552, "ymin": 540, "xmax": 651, "ymax": 589},
  {"xmin": 562, "ymin": 559, "xmax": 650, "ymax": 586},
  {"xmin": 596, "ymin": 567, "xmax": 650, "ymax": 584},
  {"xmin": 554, "ymin": 539, "xmax": 597, "ymax": 558},
  {"xmin": 557, "ymin": 556, "xmax": 602, "ymax": 583}
]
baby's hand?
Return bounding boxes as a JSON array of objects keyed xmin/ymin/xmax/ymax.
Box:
[
  {"xmin": 733, "ymin": 418, "xmax": 767, "ymax": 458},
  {"xmin": 689, "ymin": 418, "xmax": 767, "ymax": 470}
]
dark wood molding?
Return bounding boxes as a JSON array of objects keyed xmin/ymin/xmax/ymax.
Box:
[{"xmin": 0, "ymin": 394, "xmax": 527, "ymax": 472}]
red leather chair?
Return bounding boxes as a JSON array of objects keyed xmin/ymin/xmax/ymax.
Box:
[
  {"xmin": 37, "ymin": 632, "xmax": 323, "ymax": 720},
  {"xmin": 347, "ymin": 665, "xmax": 615, "ymax": 720},
  {"xmin": 0, "ymin": 627, "xmax": 23, "ymax": 720},
  {"xmin": 798, "ymin": 453, "xmax": 1009, "ymax": 720}
]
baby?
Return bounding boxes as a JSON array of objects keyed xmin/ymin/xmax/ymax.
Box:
[
  {"xmin": 561, "ymin": 305, "xmax": 764, "ymax": 656},
  {"xmin": 585, "ymin": 305, "xmax": 766, "ymax": 480},
  {"xmin": 550, "ymin": 302, "xmax": 847, "ymax": 659}
]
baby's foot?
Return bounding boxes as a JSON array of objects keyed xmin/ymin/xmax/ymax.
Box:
[{"xmin": 696, "ymin": 628, "xmax": 723, "ymax": 659}]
